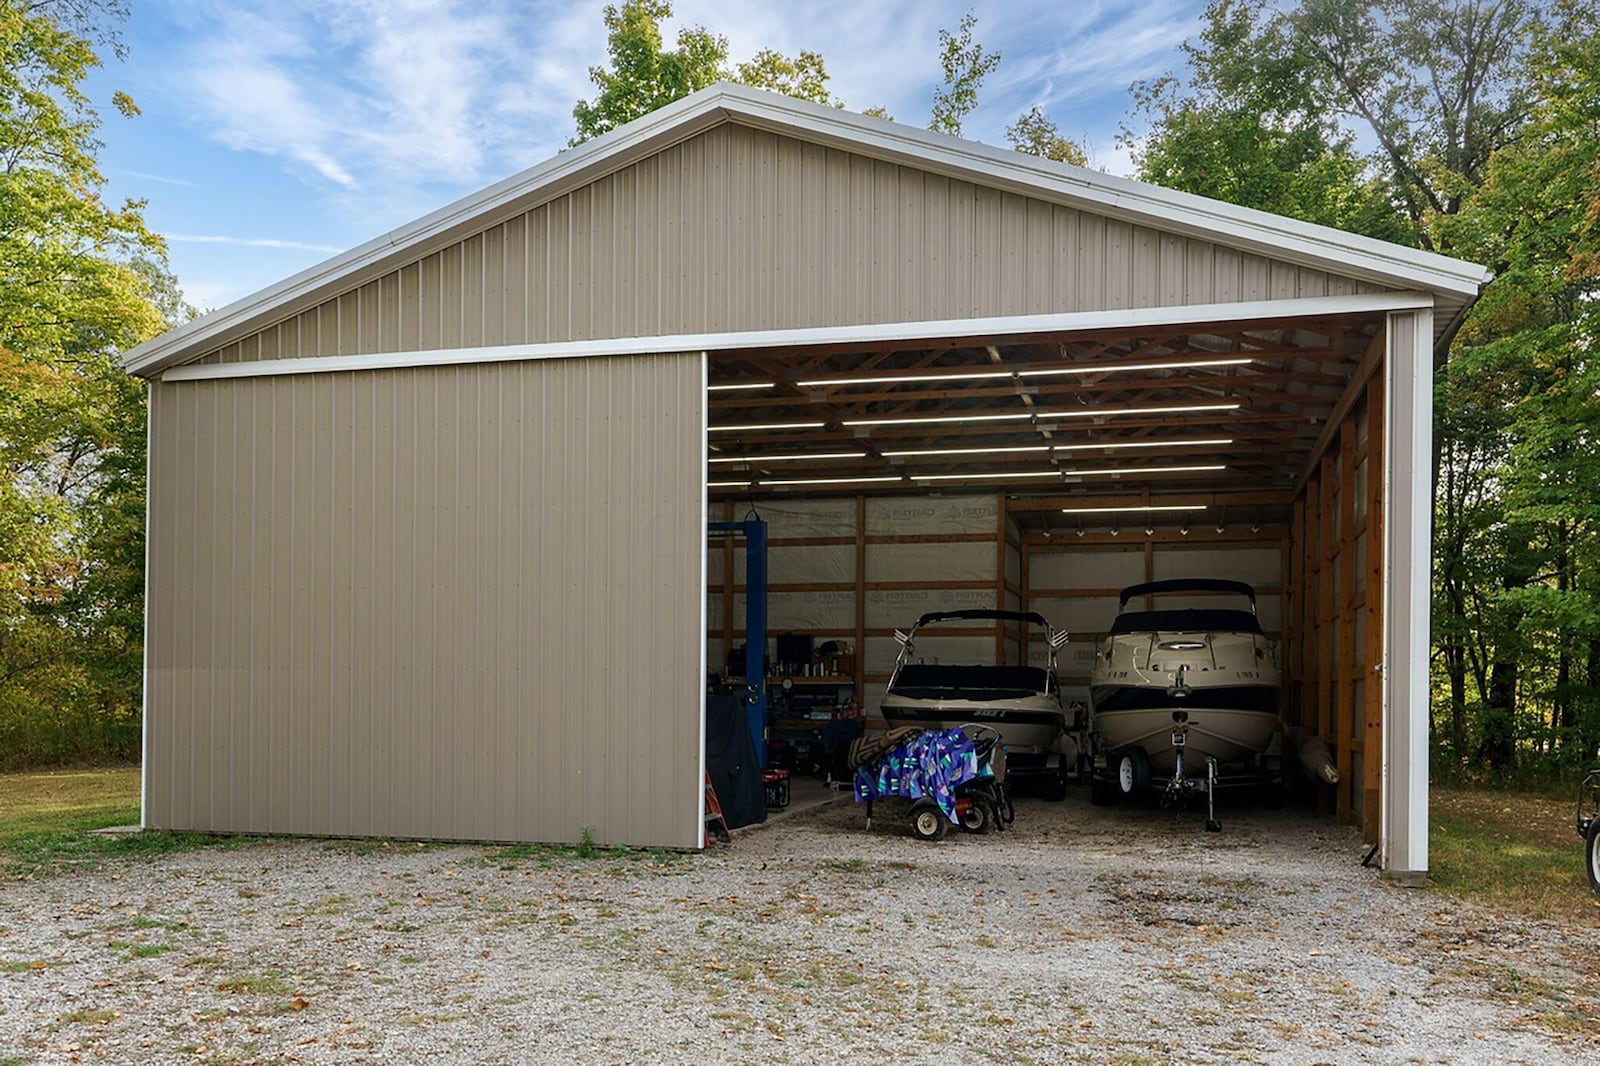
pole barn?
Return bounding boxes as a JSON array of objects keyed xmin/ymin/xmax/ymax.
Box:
[{"xmin": 122, "ymin": 84, "xmax": 1487, "ymax": 874}]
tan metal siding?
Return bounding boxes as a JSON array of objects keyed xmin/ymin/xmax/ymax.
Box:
[
  {"xmin": 144, "ymin": 352, "xmax": 706, "ymax": 848},
  {"xmin": 191, "ymin": 124, "xmax": 1390, "ymax": 366}
]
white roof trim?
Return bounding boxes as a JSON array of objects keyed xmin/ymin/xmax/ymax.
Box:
[
  {"xmin": 160, "ymin": 292, "xmax": 1434, "ymax": 383},
  {"xmin": 126, "ymin": 83, "xmax": 1486, "ymax": 377}
]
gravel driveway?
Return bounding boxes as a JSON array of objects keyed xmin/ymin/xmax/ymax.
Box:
[{"xmin": 2, "ymin": 794, "xmax": 1595, "ymax": 1064}]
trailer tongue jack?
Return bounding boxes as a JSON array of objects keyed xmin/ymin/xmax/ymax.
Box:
[{"xmin": 1162, "ymin": 710, "xmax": 1222, "ymax": 833}]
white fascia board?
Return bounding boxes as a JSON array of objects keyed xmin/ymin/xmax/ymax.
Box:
[
  {"xmin": 126, "ymin": 81, "xmax": 1486, "ymax": 378},
  {"xmin": 161, "ymin": 291, "xmax": 1436, "ymax": 383},
  {"xmin": 717, "ymin": 84, "xmax": 1490, "ymax": 298}
]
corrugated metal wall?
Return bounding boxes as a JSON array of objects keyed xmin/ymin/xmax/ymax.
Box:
[
  {"xmin": 144, "ymin": 352, "xmax": 705, "ymax": 847},
  {"xmin": 193, "ymin": 123, "xmax": 1388, "ymax": 366}
]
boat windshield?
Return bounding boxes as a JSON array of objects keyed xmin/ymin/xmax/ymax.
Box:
[{"xmin": 888, "ymin": 663, "xmax": 1051, "ymax": 702}]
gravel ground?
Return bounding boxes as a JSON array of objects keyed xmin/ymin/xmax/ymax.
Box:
[{"xmin": 2, "ymin": 793, "xmax": 1596, "ymax": 1065}]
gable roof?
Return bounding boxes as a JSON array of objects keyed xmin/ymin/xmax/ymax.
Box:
[{"xmin": 123, "ymin": 82, "xmax": 1490, "ymax": 378}]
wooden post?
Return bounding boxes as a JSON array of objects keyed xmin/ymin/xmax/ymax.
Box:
[
  {"xmin": 721, "ymin": 499, "xmax": 735, "ymax": 667},
  {"xmin": 995, "ymin": 493, "xmax": 1008, "ymax": 664},
  {"xmin": 854, "ymin": 495, "xmax": 867, "ymax": 700},
  {"xmin": 1301, "ymin": 473, "xmax": 1320, "ymax": 748},
  {"xmin": 1363, "ymin": 376, "xmax": 1386, "ymax": 844},
  {"xmin": 1289, "ymin": 500, "xmax": 1305, "ymax": 728},
  {"xmin": 1019, "ymin": 540, "xmax": 1031, "ymax": 669},
  {"xmin": 1335, "ymin": 422, "xmax": 1358, "ymax": 822},
  {"xmin": 1317, "ymin": 453, "xmax": 1337, "ymax": 747}
]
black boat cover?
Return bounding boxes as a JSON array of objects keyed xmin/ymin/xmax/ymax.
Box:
[
  {"xmin": 1108, "ymin": 608, "xmax": 1262, "ymax": 636},
  {"xmin": 888, "ymin": 663, "xmax": 1053, "ymax": 701},
  {"xmin": 704, "ymin": 693, "xmax": 766, "ymax": 830},
  {"xmin": 912, "ymin": 608, "xmax": 1050, "ymax": 629},
  {"xmin": 1118, "ymin": 578, "xmax": 1257, "ymax": 607}
]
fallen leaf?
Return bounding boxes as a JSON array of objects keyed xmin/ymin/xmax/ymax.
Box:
[{"xmin": 289, "ymin": 997, "xmax": 311, "ymax": 1011}]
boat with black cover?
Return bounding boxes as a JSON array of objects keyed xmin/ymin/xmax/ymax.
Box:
[{"xmin": 880, "ymin": 609, "xmax": 1083, "ymax": 799}]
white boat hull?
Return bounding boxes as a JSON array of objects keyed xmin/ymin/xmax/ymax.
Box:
[
  {"xmin": 1091, "ymin": 625, "xmax": 1282, "ymax": 773},
  {"xmin": 1091, "ymin": 701, "xmax": 1280, "ymax": 771},
  {"xmin": 880, "ymin": 694, "xmax": 1072, "ymax": 759}
]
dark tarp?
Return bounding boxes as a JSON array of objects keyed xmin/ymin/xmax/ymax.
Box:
[{"xmin": 705, "ymin": 693, "xmax": 767, "ymax": 829}]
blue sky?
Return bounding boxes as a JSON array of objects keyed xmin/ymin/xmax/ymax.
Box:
[{"xmin": 85, "ymin": 1, "xmax": 1209, "ymax": 312}]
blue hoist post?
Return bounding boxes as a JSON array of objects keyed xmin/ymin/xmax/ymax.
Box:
[{"xmin": 707, "ymin": 519, "xmax": 768, "ymax": 767}]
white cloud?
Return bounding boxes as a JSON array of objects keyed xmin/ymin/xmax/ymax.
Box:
[
  {"xmin": 164, "ymin": 0, "xmax": 592, "ymax": 192},
  {"xmin": 167, "ymin": 234, "xmax": 345, "ymax": 253},
  {"xmin": 157, "ymin": 0, "xmax": 1199, "ymax": 204},
  {"xmin": 116, "ymin": 168, "xmax": 196, "ymax": 187}
]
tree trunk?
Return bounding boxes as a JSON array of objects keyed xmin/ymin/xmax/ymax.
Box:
[
  {"xmin": 1555, "ymin": 520, "xmax": 1575, "ymax": 753},
  {"xmin": 1445, "ymin": 635, "xmax": 1468, "ymax": 759},
  {"xmin": 1583, "ymin": 637, "xmax": 1600, "ymax": 760},
  {"xmin": 1480, "ymin": 657, "xmax": 1518, "ymax": 771}
]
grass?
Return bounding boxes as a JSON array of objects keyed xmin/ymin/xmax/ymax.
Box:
[
  {"xmin": 1430, "ymin": 785, "xmax": 1600, "ymax": 924},
  {"xmin": 0, "ymin": 767, "xmax": 246, "ymax": 878},
  {"xmin": 217, "ymin": 974, "xmax": 292, "ymax": 997}
]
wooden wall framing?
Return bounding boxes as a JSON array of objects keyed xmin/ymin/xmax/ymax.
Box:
[
  {"xmin": 1020, "ymin": 528, "xmax": 1290, "ymax": 689},
  {"xmin": 709, "ymin": 493, "xmax": 1018, "ymax": 725},
  {"xmin": 1287, "ymin": 359, "xmax": 1386, "ymax": 840}
]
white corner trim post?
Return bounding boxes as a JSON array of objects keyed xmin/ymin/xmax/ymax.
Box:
[
  {"xmin": 697, "ymin": 351, "xmax": 709, "ymax": 849},
  {"xmin": 1382, "ymin": 308, "xmax": 1434, "ymax": 879},
  {"xmin": 139, "ymin": 389, "xmax": 152, "ymax": 829}
]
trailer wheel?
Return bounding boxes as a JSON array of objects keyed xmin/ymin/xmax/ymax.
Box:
[
  {"xmin": 910, "ymin": 803, "xmax": 948, "ymax": 841},
  {"xmin": 1116, "ymin": 748, "xmax": 1151, "ymax": 796},
  {"xmin": 1586, "ymin": 818, "xmax": 1600, "ymax": 893},
  {"xmin": 958, "ymin": 799, "xmax": 991, "ymax": 834}
]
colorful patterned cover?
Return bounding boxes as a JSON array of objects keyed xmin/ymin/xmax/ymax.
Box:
[{"xmin": 853, "ymin": 728, "xmax": 980, "ymax": 823}]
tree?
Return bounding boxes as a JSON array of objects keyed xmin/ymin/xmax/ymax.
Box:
[
  {"xmin": 1005, "ymin": 105, "xmax": 1086, "ymax": 166},
  {"xmin": 570, "ymin": 0, "xmax": 728, "ymax": 144},
  {"xmin": 929, "ymin": 11, "xmax": 999, "ymax": 137},
  {"xmin": 1, "ymin": 0, "xmax": 175, "ymax": 765},
  {"xmin": 1123, "ymin": 0, "xmax": 1411, "ymax": 242},
  {"xmin": 1282, "ymin": 0, "xmax": 1538, "ymax": 254},
  {"xmin": 571, "ymin": 0, "xmax": 844, "ymax": 143},
  {"xmin": 734, "ymin": 48, "xmax": 837, "ymax": 106},
  {"xmin": 1434, "ymin": 0, "xmax": 1600, "ymax": 767}
]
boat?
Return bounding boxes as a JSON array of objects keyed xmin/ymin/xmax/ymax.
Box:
[
  {"xmin": 1089, "ymin": 579, "xmax": 1281, "ymax": 788},
  {"xmin": 879, "ymin": 609, "xmax": 1083, "ymax": 799}
]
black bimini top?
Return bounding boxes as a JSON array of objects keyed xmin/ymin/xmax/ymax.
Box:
[
  {"xmin": 1118, "ymin": 579, "xmax": 1257, "ymax": 608},
  {"xmin": 913, "ymin": 609, "xmax": 1050, "ymax": 629},
  {"xmin": 1109, "ymin": 608, "xmax": 1262, "ymax": 636}
]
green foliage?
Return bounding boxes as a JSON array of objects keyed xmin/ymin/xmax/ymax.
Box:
[
  {"xmin": 570, "ymin": 0, "xmax": 842, "ymax": 144},
  {"xmin": 1283, "ymin": 0, "xmax": 1536, "ymax": 251},
  {"xmin": 1135, "ymin": 0, "xmax": 1594, "ymax": 780},
  {"xmin": 1124, "ymin": 0, "xmax": 1411, "ymax": 242},
  {"xmin": 1429, "ymin": 0, "xmax": 1600, "ymax": 769},
  {"xmin": 570, "ymin": 0, "xmax": 727, "ymax": 144},
  {"xmin": 734, "ymin": 48, "xmax": 838, "ymax": 107},
  {"xmin": 1005, "ymin": 105, "xmax": 1086, "ymax": 166},
  {"xmin": 929, "ymin": 11, "xmax": 999, "ymax": 137},
  {"xmin": 0, "ymin": 0, "xmax": 176, "ymax": 767}
]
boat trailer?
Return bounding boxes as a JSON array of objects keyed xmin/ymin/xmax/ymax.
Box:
[{"xmin": 1092, "ymin": 709, "xmax": 1281, "ymax": 832}]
